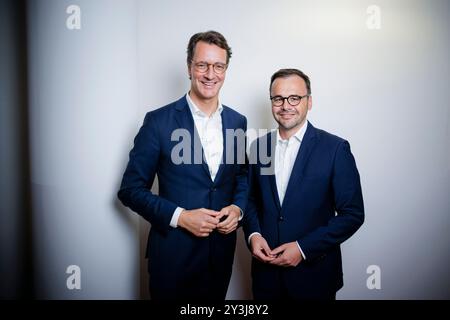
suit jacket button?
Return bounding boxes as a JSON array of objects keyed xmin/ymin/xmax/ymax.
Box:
[{"xmin": 279, "ymin": 216, "xmax": 284, "ymax": 221}]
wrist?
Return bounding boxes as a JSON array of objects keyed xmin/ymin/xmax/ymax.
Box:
[{"xmin": 178, "ymin": 210, "xmax": 187, "ymax": 228}]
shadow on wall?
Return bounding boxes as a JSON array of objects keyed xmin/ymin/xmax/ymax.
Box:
[
  {"xmin": 0, "ymin": 0, "xmax": 33, "ymax": 299},
  {"xmin": 227, "ymin": 229, "xmax": 253, "ymax": 299},
  {"xmin": 138, "ymin": 178, "xmax": 156, "ymax": 300},
  {"xmin": 248, "ymin": 95, "xmax": 276, "ymax": 139}
]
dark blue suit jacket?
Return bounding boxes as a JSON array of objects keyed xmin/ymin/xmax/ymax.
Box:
[
  {"xmin": 118, "ymin": 95, "xmax": 248, "ymax": 299},
  {"xmin": 244, "ymin": 122, "xmax": 364, "ymax": 299}
]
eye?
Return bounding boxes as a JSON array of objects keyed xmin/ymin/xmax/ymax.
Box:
[
  {"xmin": 289, "ymin": 96, "xmax": 301, "ymax": 103},
  {"xmin": 273, "ymin": 97, "xmax": 283, "ymax": 103},
  {"xmin": 214, "ymin": 63, "xmax": 225, "ymax": 71},
  {"xmin": 196, "ymin": 63, "xmax": 207, "ymax": 69}
]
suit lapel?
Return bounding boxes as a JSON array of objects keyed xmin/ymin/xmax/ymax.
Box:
[
  {"xmin": 264, "ymin": 132, "xmax": 282, "ymax": 211},
  {"xmin": 281, "ymin": 122, "xmax": 318, "ymax": 208},
  {"xmin": 213, "ymin": 107, "xmax": 229, "ymax": 183},
  {"xmin": 174, "ymin": 96, "xmax": 211, "ymax": 179}
]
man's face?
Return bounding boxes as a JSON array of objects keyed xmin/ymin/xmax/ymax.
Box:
[
  {"xmin": 188, "ymin": 41, "xmax": 227, "ymax": 103},
  {"xmin": 271, "ymin": 75, "xmax": 312, "ymax": 134}
]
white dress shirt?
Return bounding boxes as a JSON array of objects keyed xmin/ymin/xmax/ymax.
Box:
[
  {"xmin": 170, "ymin": 93, "xmax": 224, "ymax": 228},
  {"xmin": 275, "ymin": 123, "xmax": 307, "ymax": 204},
  {"xmin": 248, "ymin": 121, "xmax": 308, "ymax": 259},
  {"xmin": 186, "ymin": 93, "xmax": 224, "ymax": 181}
]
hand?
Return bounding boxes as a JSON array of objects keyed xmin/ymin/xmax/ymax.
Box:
[
  {"xmin": 250, "ymin": 234, "xmax": 276, "ymax": 263},
  {"xmin": 216, "ymin": 205, "xmax": 240, "ymax": 234},
  {"xmin": 177, "ymin": 208, "xmax": 220, "ymax": 237},
  {"xmin": 269, "ymin": 242, "xmax": 303, "ymax": 267}
]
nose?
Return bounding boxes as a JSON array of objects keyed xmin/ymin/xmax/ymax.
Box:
[
  {"xmin": 281, "ymin": 99, "xmax": 290, "ymax": 110},
  {"xmin": 204, "ymin": 65, "xmax": 215, "ymax": 79}
]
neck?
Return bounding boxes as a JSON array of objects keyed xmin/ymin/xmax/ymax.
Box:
[{"xmin": 188, "ymin": 91, "xmax": 218, "ymax": 116}]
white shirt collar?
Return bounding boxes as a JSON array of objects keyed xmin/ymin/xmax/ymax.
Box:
[
  {"xmin": 186, "ymin": 93, "xmax": 223, "ymax": 117},
  {"xmin": 277, "ymin": 120, "xmax": 308, "ymax": 144}
]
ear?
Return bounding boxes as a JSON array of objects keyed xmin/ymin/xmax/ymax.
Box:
[
  {"xmin": 307, "ymin": 95, "xmax": 312, "ymax": 111},
  {"xmin": 187, "ymin": 63, "xmax": 192, "ymax": 80}
]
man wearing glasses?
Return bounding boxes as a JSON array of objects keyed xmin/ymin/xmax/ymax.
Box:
[
  {"xmin": 118, "ymin": 31, "xmax": 247, "ymax": 300},
  {"xmin": 243, "ymin": 68, "xmax": 364, "ymax": 299}
]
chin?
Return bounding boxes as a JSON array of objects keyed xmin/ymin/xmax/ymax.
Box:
[
  {"xmin": 200, "ymin": 91, "xmax": 218, "ymax": 99},
  {"xmin": 280, "ymin": 122, "xmax": 297, "ymax": 131}
]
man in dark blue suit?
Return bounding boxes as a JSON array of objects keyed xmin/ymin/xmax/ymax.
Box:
[
  {"xmin": 244, "ymin": 68, "xmax": 364, "ymax": 300},
  {"xmin": 118, "ymin": 31, "xmax": 247, "ymax": 300}
]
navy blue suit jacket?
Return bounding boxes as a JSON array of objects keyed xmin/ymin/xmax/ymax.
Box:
[
  {"xmin": 118, "ymin": 95, "xmax": 248, "ymax": 299},
  {"xmin": 244, "ymin": 122, "xmax": 364, "ymax": 299}
]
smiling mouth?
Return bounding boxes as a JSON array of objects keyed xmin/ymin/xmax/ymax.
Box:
[
  {"xmin": 279, "ymin": 113, "xmax": 296, "ymax": 118},
  {"xmin": 201, "ymin": 81, "xmax": 217, "ymax": 88}
]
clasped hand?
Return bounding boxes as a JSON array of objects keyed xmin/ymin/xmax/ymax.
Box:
[
  {"xmin": 178, "ymin": 205, "xmax": 240, "ymax": 237},
  {"xmin": 249, "ymin": 234, "xmax": 303, "ymax": 267}
]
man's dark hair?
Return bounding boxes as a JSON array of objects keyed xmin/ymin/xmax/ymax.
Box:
[
  {"xmin": 187, "ymin": 30, "xmax": 232, "ymax": 65},
  {"xmin": 270, "ymin": 68, "xmax": 311, "ymax": 95}
]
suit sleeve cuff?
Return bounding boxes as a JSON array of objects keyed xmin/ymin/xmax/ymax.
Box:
[
  {"xmin": 296, "ymin": 241, "xmax": 306, "ymax": 259},
  {"xmin": 248, "ymin": 232, "xmax": 261, "ymax": 245},
  {"xmin": 170, "ymin": 207, "xmax": 184, "ymax": 228}
]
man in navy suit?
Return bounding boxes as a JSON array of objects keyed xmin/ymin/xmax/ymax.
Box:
[
  {"xmin": 118, "ymin": 31, "xmax": 247, "ymax": 300},
  {"xmin": 244, "ymin": 68, "xmax": 364, "ymax": 300}
]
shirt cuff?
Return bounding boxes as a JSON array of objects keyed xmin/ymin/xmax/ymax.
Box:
[
  {"xmin": 248, "ymin": 232, "xmax": 261, "ymax": 245},
  {"xmin": 170, "ymin": 207, "xmax": 184, "ymax": 228},
  {"xmin": 231, "ymin": 204, "xmax": 244, "ymax": 221},
  {"xmin": 296, "ymin": 241, "xmax": 306, "ymax": 259}
]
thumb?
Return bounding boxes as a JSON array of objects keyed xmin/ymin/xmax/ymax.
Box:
[
  {"xmin": 271, "ymin": 244, "xmax": 286, "ymax": 256},
  {"xmin": 260, "ymin": 242, "xmax": 273, "ymax": 257}
]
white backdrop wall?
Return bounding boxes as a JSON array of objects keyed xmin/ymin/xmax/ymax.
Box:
[
  {"xmin": 26, "ymin": 0, "xmax": 449, "ymax": 299},
  {"xmin": 27, "ymin": 0, "xmax": 140, "ymax": 299}
]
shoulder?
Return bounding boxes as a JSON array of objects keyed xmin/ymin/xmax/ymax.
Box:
[
  {"xmin": 143, "ymin": 96, "xmax": 186, "ymax": 123},
  {"xmin": 309, "ymin": 123, "xmax": 355, "ymax": 161},
  {"xmin": 222, "ymin": 105, "xmax": 247, "ymax": 122},
  {"xmin": 310, "ymin": 123, "xmax": 347, "ymax": 146},
  {"xmin": 249, "ymin": 130, "xmax": 275, "ymax": 150}
]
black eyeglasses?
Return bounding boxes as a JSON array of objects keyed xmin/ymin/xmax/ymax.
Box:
[
  {"xmin": 270, "ymin": 94, "xmax": 309, "ymax": 107},
  {"xmin": 191, "ymin": 61, "xmax": 228, "ymax": 74}
]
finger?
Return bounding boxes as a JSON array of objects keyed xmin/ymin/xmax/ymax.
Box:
[
  {"xmin": 200, "ymin": 223, "xmax": 215, "ymax": 231},
  {"xmin": 197, "ymin": 232, "xmax": 210, "ymax": 237},
  {"xmin": 217, "ymin": 215, "xmax": 233, "ymax": 227},
  {"xmin": 223, "ymin": 224, "xmax": 238, "ymax": 234},
  {"xmin": 271, "ymin": 244, "xmax": 286, "ymax": 256},
  {"xmin": 217, "ymin": 228, "xmax": 228, "ymax": 234},
  {"xmin": 202, "ymin": 219, "xmax": 218, "ymax": 228},
  {"xmin": 260, "ymin": 243, "xmax": 275, "ymax": 258},
  {"xmin": 260, "ymin": 241, "xmax": 271, "ymax": 252},
  {"xmin": 201, "ymin": 208, "xmax": 220, "ymax": 217},
  {"xmin": 218, "ymin": 216, "xmax": 235, "ymax": 229},
  {"xmin": 217, "ymin": 223, "xmax": 237, "ymax": 234},
  {"xmin": 254, "ymin": 250, "xmax": 275, "ymax": 262},
  {"xmin": 268, "ymin": 256, "xmax": 283, "ymax": 265},
  {"xmin": 218, "ymin": 226, "xmax": 235, "ymax": 234},
  {"xmin": 216, "ymin": 211, "xmax": 225, "ymax": 221},
  {"xmin": 217, "ymin": 208, "xmax": 230, "ymax": 222},
  {"xmin": 252, "ymin": 253, "xmax": 266, "ymax": 262},
  {"xmin": 205, "ymin": 216, "xmax": 220, "ymax": 225},
  {"xmin": 273, "ymin": 255, "xmax": 291, "ymax": 266},
  {"xmin": 225, "ymin": 220, "xmax": 238, "ymax": 233}
]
